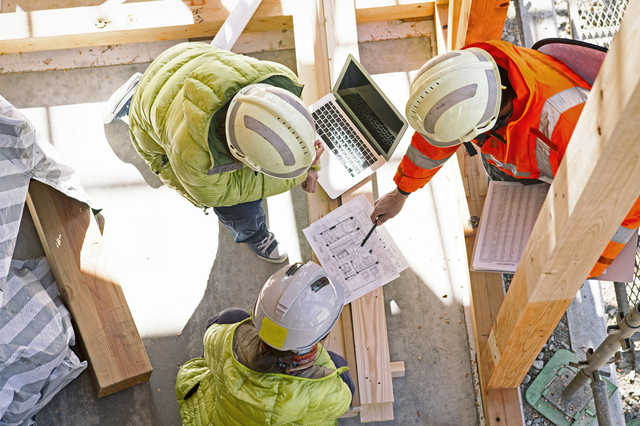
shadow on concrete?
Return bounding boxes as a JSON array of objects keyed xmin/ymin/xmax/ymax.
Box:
[{"xmin": 103, "ymin": 120, "xmax": 164, "ymax": 189}]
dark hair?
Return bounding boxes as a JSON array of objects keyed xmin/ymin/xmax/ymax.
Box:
[
  {"xmin": 214, "ymin": 102, "xmax": 231, "ymax": 141},
  {"xmin": 250, "ymin": 345, "xmax": 295, "ymax": 374},
  {"xmin": 498, "ymin": 66, "xmax": 515, "ymax": 113},
  {"xmin": 250, "ymin": 334, "xmax": 329, "ymax": 374}
]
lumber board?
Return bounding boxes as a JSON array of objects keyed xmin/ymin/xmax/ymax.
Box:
[
  {"xmin": 340, "ymin": 304, "xmax": 362, "ymax": 409},
  {"xmin": 482, "ymin": 0, "xmax": 640, "ymax": 389},
  {"xmin": 26, "ymin": 180, "xmax": 153, "ymax": 398},
  {"xmin": 0, "ymin": 0, "xmax": 291, "ymax": 54},
  {"xmin": 323, "ymin": 0, "xmax": 360, "ymax": 84},
  {"xmin": 310, "ymin": 1, "xmax": 395, "ymax": 421},
  {"xmin": 448, "ymin": 0, "xmax": 463, "ymax": 52},
  {"xmin": 360, "ymin": 402, "xmax": 394, "ymax": 423},
  {"xmin": 456, "ymin": 149, "xmax": 523, "ymax": 425},
  {"xmin": 390, "ymin": 361, "xmax": 405, "ymax": 378},
  {"xmin": 355, "ymin": 2, "xmax": 435, "ymax": 23},
  {"xmin": 444, "ymin": 0, "xmax": 524, "ymax": 420},
  {"xmin": 351, "ymin": 287, "xmax": 393, "ymax": 405},
  {"xmin": 434, "ymin": 2, "xmax": 449, "ymax": 55},
  {"xmin": 0, "ymin": 0, "xmax": 439, "ymax": 56},
  {"xmin": 452, "ymin": 0, "xmax": 510, "ymax": 49}
]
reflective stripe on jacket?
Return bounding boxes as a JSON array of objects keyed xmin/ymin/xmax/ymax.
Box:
[
  {"xmin": 394, "ymin": 40, "xmax": 592, "ymax": 192},
  {"xmin": 588, "ymin": 197, "xmax": 640, "ymax": 278},
  {"xmin": 393, "ymin": 40, "xmax": 640, "ymax": 279},
  {"xmin": 175, "ymin": 319, "xmax": 352, "ymax": 426}
]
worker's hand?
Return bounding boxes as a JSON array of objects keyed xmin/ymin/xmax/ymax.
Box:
[
  {"xmin": 311, "ymin": 138, "xmax": 324, "ymax": 166},
  {"xmin": 371, "ymin": 188, "xmax": 409, "ymax": 225},
  {"xmin": 302, "ymin": 168, "xmax": 319, "ymax": 193}
]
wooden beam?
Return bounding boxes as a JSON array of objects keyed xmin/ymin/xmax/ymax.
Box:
[
  {"xmin": 452, "ymin": 0, "xmax": 510, "ymax": 49},
  {"xmin": 434, "ymin": 2, "xmax": 449, "ymax": 54},
  {"xmin": 26, "ymin": 180, "xmax": 153, "ymax": 398},
  {"xmin": 0, "ymin": 0, "xmax": 291, "ymax": 54},
  {"xmin": 456, "ymin": 147, "xmax": 524, "ymax": 426},
  {"xmin": 315, "ymin": 2, "xmax": 395, "ymax": 421},
  {"xmin": 482, "ymin": 0, "xmax": 640, "ymax": 389},
  {"xmin": 0, "ymin": 0, "xmax": 439, "ymax": 56},
  {"xmin": 445, "ymin": 0, "xmax": 520, "ymax": 418},
  {"xmin": 390, "ymin": 361, "xmax": 405, "ymax": 378},
  {"xmin": 448, "ymin": 0, "xmax": 463, "ymax": 51},
  {"xmin": 355, "ymin": 1, "xmax": 435, "ymax": 23}
]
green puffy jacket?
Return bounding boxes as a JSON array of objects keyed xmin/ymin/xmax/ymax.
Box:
[
  {"xmin": 176, "ymin": 319, "xmax": 352, "ymax": 426},
  {"xmin": 129, "ymin": 42, "xmax": 312, "ymax": 208}
]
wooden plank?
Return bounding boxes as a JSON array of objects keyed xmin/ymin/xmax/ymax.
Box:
[
  {"xmin": 483, "ymin": 0, "xmax": 640, "ymax": 389},
  {"xmin": 434, "ymin": 2, "xmax": 449, "ymax": 55},
  {"xmin": 452, "ymin": 0, "xmax": 510, "ymax": 50},
  {"xmin": 0, "ymin": 0, "xmax": 438, "ymax": 57},
  {"xmin": 360, "ymin": 402, "xmax": 394, "ymax": 423},
  {"xmin": 338, "ymin": 179, "xmax": 394, "ymax": 420},
  {"xmin": 313, "ymin": 1, "xmax": 393, "ymax": 421},
  {"xmin": 340, "ymin": 304, "xmax": 362, "ymax": 408},
  {"xmin": 284, "ymin": 0, "xmax": 330, "ymax": 105},
  {"xmin": 390, "ymin": 361, "xmax": 405, "ymax": 378},
  {"xmin": 351, "ymin": 288, "xmax": 393, "ymax": 405},
  {"xmin": 355, "ymin": 2, "xmax": 435, "ymax": 23},
  {"xmin": 323, "ymin": 0, "xmax": 360, "ymax": 84},
  {"xmin": 0, "ymin": 0, "xmax": 291, "ymax": 54},
  {"xmin": 448, "ymin": 0, "xmax": 463, "ymax": 52},
  {"xmin": 25, "ymin": 180, "xmax": 153, "ymax": 398},
  {"xmin": 446, "ymin": 3, "xmax": 522, "ymax": 413},
  {"xmin": 443, "ymin": 0, "xmax": 521, "ymax": 421},
  {"xmin": 456, "ymin": 149, "xmax": 523, "ymax": 426}
]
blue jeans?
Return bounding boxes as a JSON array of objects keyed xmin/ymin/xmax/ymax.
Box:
[{"xmin": 213, "ymin": 199, "xmax": 269, "ymax": 244}]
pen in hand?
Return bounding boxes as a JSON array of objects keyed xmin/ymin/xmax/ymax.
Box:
[{"xmin": 361, "ymin": 215, "xmax": 382, "ymax": 247}]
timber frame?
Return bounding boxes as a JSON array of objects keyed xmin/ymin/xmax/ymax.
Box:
[{"xmin": 6, "ymin": 0, "xmax": 639, "ymax": 424}]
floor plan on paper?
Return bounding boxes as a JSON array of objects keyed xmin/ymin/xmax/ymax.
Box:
[{"xmin": 303, "ymin": 194, "xmax": 408, "ymax": 303}]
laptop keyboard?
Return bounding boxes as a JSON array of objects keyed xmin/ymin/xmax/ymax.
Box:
[
  {"xmin": 312, "ymin": 102, "xmax": 377, "ymax": 177},
  {"xmin": 341, "ymin": 93, "xmax": 396, "ymax": 152}
]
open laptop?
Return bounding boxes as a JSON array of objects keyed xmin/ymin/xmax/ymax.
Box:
[{"xmin": 310, "ymin": 55, "xmax": 408, "ymax": 199}]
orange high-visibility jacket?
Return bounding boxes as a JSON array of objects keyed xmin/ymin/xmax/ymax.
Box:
[{"xmin": 394, "ymin": 40, "xmax": 640, "ymax": 278}]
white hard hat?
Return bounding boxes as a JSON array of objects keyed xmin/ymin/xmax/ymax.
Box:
[
  {"xmin": 226, "ymin": 84, "xmax": 316, "ymax": 179},
  {"xmin": 405, "ymin": 48, "xmax": 502, "ymax": 148},
  {"xmin": 253, "ymin": 261, "xmax": 344, "ymax": 353}
]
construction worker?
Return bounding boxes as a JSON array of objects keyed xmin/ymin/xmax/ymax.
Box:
[
  {"xmin": 103, "ymin": 42, "xmax": 324, "ymax": 263},
  {"xmin": 175, "ymin": 261, "xmax": 354, "ymax": 425},
  {"xmin": 371, "ymin": 40, "xmax": 640, "ymax": 278}
]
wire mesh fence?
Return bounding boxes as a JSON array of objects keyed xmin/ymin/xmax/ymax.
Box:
[
  {"xmin": 568, "ymin": 0, "xmax": 629, "ymax": 47},
  {"xmin": 624, "ymin": 236, "xmax": 640, "ymax": 308}
]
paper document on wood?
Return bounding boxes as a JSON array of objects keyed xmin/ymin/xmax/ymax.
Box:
[
  {"xmin": 471, "ymin": 181, "xmax": 549, "ymax": 273},
  {"xmin": 303, "ymin": 194, "xmax": 408, "ymax": 303}
]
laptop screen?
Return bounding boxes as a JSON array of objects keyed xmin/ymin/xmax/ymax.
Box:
[{"xmin": 333, "ymin": 56, "xmax": 407, "ymax": 160}]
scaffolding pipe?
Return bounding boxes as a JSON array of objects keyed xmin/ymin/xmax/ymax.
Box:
[
  {"xmin": 590, "ymin": 371, "xmax": 613, "ymax": 426},
  {"xmin": 564, "ymin": 303, "xmax": 640, "ymax": 398}
]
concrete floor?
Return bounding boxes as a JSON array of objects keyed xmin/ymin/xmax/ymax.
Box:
[{"xmin": 5, "ymin": 26, "xmax": 482, "ymax": 426}]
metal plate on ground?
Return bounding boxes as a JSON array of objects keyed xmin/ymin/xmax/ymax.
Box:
[
  {"xmin": 542, "ymin": 368, "xmax": 593, "ymax": 421},
  {"xmin": 525, "ymin": 349, "xmax": 617, "ymax": 426}
]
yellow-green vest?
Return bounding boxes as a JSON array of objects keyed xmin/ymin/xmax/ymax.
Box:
[
  {"xmin": 176, "ymin": 319, "xmax": 352, "ymax": 425},
  {"xmin": 129, "ymin": 42, "xmax": 310, "ymax": 208}
]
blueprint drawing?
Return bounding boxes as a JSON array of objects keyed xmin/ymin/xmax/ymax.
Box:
[{"xmin": 303, "ymin": 194, "xmax": 408, "ymax": 303}]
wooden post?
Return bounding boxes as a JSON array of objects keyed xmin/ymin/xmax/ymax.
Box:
[
  {"xmin": 452, "ymin": 0, "xmax": 510, "ymax": 49},
  {"xmin": 440, "ymin": 0, "xmax": 523, "ymax": 422},
  {"xmin": 482, "ymin": 0, "xmax": 640, "ymax": 389},
  {"xmin": 26, "ymin": 181, "xmax": 153, "ymax": 398}
]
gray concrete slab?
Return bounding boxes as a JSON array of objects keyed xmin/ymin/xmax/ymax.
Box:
[
  {"xmin": 567, "ymin": 280, "xmax": 625, "ymax": 425},
  {"xmin": 516, "ymin": 0, "xmax": 559, "ymax": 47},
  {"xmin": 6, "ymin": 32, "xmax": 480, "ymax": 425}
]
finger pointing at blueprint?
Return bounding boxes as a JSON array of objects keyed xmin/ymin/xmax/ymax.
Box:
[{"xmin": 303, "ymin": 194, "xmax": 408, "ymax": 303}]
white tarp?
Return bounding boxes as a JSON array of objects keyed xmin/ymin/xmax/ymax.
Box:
[{"xmin": 0, "ymin": 96, "xmax": 93, "ymax": 425}]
